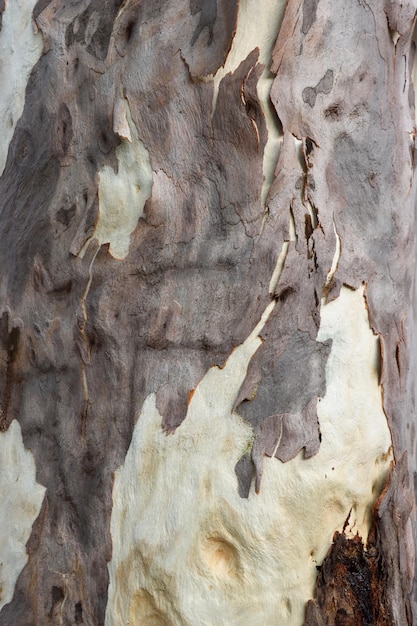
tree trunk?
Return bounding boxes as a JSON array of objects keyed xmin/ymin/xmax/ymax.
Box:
[{"xmin": 0, "ymin": 0, "xmax": 416, "ymax": 624}]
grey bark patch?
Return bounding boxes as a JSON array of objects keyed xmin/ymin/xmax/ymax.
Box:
[
  {"xmin": 231, "ymin": 123, "xmax": 333, "ymax": 490},
  {"xmin": 374, "ymin": 453, "xmax": 414, "ymax": 622},
  {"xmin": 302, "ymin": 0, "xmax": 320, "ymax": 35},
  {"xmin": 0, "ymin": 99, "xmax": 59, "ymax": 305},
  {"xmin": 34, "ymin": 0, "xmax": 54, "ymax": 19},
  {"xmin": 302, "ymin": 69, "xmax": 334, "ymax": 108},
  {"xmin": 53, "ymin": 102, "xmax": 73, "ymax": 162},
  {"xmin": 275, "ymin": 396, "xmax": 321, "ymax": 462},
  {"xmin": 70, "ymin": 194, "xmax": 99, "ymax": 256},
  {"xmin": 384, "ymin": 0, "xmax": 416, "ymax": 35},
  {"xmin": 302, "ymin": 86, "xmax": 318, "ymax": 108},
  {"xmin": 236, "ymin": 320, "xmax": 330, "ymax": 489},
  {"xmin": 235, "ymin": 453, "xmax": 255, "ymax": 499},
  {"xmin": 190, "ymin": 0, "xmax": 217, "ymax": 46},
  {"xmin": 111, "ymin": 1, "xmax": 145, "ymax": 57},
  {"xmin": 317, "ymin": 69, "xmax": 334, "ymax": 93},
  {"xmin": 67, "ymin": 0, "xmax": 125, "ymax": 60},
  {"xmin": 182, "ymin": 0, "xmax": 239, "ymax": 78},
  {"xmin": 237, "ymin": 330, "xmax": 330, "ymax": 428},
  {"xmin": 56, "ymin": 203, "xmax": 76, "ymax": 227}
]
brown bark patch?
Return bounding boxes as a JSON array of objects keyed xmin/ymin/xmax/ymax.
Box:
[{"xmin": 304, "ymin": 531, "xmax": 391, "ymax": 626}]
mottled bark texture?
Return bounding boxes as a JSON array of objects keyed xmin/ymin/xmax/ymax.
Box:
[{"xmin": 0, "ymin": 0, "xmax": 416, "ymax": 624}]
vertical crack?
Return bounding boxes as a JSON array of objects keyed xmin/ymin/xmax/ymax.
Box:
[
  {"xmin": 323, "ymin": 220, "xmax": 341, "ymax": 298},
  {"xmin": 79, "ymin": 247, "xmax": 99, "ymax": 434},
  {"xmin": 268, "ymin": 211, "xmax": 296, "ymax": 294}
]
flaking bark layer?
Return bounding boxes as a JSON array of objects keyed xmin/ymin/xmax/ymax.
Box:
[{"xmin": 0, "ymin": 0, "xmax": 415, "ymax": 623}]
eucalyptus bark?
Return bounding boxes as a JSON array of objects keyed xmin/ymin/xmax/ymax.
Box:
[{"xmin": 0, "ymin": 0, "xmax": 416, "ymax": 625}]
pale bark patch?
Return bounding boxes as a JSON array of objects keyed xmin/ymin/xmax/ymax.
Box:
[
  {"xmin": 0, "ymin": 420, "xmax": 45, "ymax": 610},
  {"xmin": 80, "ymin": 99, "xmax": 153, "ymax": 260},
  {"xmin": 0, "ymin": 0, "xmax": 43, "ymax": 176},
  {"xmin": 105, "ymin": 286, "xmax": 392, "ymax": 626}
]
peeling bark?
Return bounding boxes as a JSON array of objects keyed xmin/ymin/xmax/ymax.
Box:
[{"xmin": 0, "ymin": 0, "xmax": 416, "ymax": 624}]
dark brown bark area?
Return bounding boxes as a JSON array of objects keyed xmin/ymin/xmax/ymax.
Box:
[
  {"xmin": 304, "ymin": 532, "xmax": 391, "ymax": 626},
  {"xmin": 0, "ymin": 0, "xmax": 416, "ymax": 623}
]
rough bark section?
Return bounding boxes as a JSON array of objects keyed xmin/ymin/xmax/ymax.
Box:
[
  {"xmin": 0, "ymin": 0, "xmax": 416, "ymax": 623},
  {"xmin": 304, "ymin": 531, "xmax": 391, "ymax": 626},
  {"xmin": 0, "ymin": 309, "xmax": 22, "ymax": 432},
  {"xmin": 374, "ymin": 454, "xmax": 415, "ymax": 625},
  {"xmin": 266, "ymin": 0, "xmax": 417, "ymax": 620},
  {"xmin": 0, "ymin": 0, "xmax": 276, "ymax": 623},
  {"xmin": 234, "ymin": 51, "xmax": 335, "ymax": 484},
  {"xmin": 304, "ymin": 456, "xmax": 414, "ymax": 625},
  {"xmin": 183, "ymin": 0, "xmax": 239, "ymax": 78}
]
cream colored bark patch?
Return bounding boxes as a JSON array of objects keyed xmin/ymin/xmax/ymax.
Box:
[
  {"xmin": 213, "ymin": 0, "xmax": 286, "ymax": 206},
  {"xmin": 0, "ymin": 420, "xmax": 45, "ymax": 609},
  {"xmin": 106, "ymin": 286, "xmax": 392, "ymax": 626},
  {"xmin": 89, "ymin": 100, "xmax": 153, "ymax": 259},
  {"xmin": 316, "ymin": 285, "xmax": 393, "ymax": 536},
  {"xmin": 0, "ymin": 0, "xmax": 43, "ymax": 177}
]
